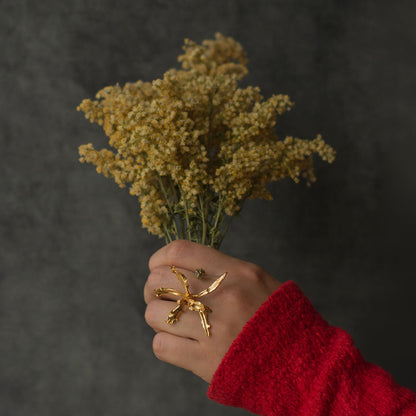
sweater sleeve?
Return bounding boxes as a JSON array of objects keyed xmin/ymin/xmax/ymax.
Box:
[{"xmin": 207, "ymin": 280, "xmax": 416, "ymax": 416}]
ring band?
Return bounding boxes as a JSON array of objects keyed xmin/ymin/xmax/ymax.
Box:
[{"xmin": 154, "ymin": 266, "xmax": 227, "ymax": 337}]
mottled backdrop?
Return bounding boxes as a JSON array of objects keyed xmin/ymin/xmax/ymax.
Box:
[{"xmin": 1, "ymin": 0, "xmax": 415, "ymax": 415}]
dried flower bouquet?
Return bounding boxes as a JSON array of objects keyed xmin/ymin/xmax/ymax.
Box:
[{"xmin": 77, "ymin": 33, "xmax": 335, "ymax": 249}]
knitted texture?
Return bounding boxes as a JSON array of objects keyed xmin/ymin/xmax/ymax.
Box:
[{"xmin": 207, "ymin": 281, "xmax": 416, "ymax": 416}]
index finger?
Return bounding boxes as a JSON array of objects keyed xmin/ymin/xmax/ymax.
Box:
[{"xmin": 148, "ymin": 240, "xmax": 243, "ymax": 276}]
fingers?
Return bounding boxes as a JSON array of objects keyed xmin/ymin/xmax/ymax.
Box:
[
  {"xmin": 148, "ymin": 240, "xmax": 243, "ymax": 277},
  {"xmin": 152, "ymin": 332, "xmax": 202, "ymax": 375},
  {"xmin": 145, "ymin": 299, "xmax": 208, "ymax": 340},
  {"xmin": 144, "ymin": 265, "xmax": 217, "ymax": 305},
  {"xmin": 145, "ymin": 241, "xmax": 283, "ymax": 383},
  {"xmin": 144, "ymin": 266, "xmax": 182, "ymax": 304}
]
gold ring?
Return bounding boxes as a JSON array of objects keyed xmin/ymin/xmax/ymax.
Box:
[{"xmin": 154, "ymin": 266, "xmax": 227, "ymax": 337}]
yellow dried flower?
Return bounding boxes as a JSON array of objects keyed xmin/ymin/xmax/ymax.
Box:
[{"xmin": 77, "ymin": 32, "xmax": 335, "ymax": 248}]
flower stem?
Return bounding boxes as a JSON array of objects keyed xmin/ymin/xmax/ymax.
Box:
[
  {"xmin": 170, "ymin": 182, "xmax": 185, "ymax": 239},
  {"xmin": 158, "ymin": 176, "xmax": 179, "ymax": 239},
  {"xmin": 163, "ymin": 224, "xmax": 173, "ymax": 244},
  {"xmin": 180, "ymin": 187, "xmax": 192, "ymax": 241},
  {"xmin": 199, "ymin": 195, "xmax": 207, "ymax": 246},
  {"xmin": 210, "ymin": 197, "xmax": 223, "ymax": 247}
]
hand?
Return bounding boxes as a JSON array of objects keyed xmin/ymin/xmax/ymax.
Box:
[{"xmin": 144, "ymin": 240, "xmax": 281, "ymax": 383}]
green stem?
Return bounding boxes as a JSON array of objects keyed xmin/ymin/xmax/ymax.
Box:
[
  {"xmin": 210, "ymin": 197, "xmax": 223, "ymax": 247},
  {"xmin": 198, "ymin": 195, "xmax": 207, "ymax": 246},
  {"xmin": 163, "ymin": 225, "xmax": 173, "ymax": 244},
  {"xmin": 170, "ymin": 182, "xmax": 185, "ymax": 239},
  {"xmin": 179, "ymin": 212, "xmax": 185, "ymax": 239},
  {"xmin": 158, "ymin": 176, "xmax": 179, "ymax": 239},
  {"xmin": 180, "ymin": 186, "xmax": 192, "ymax": 241}
]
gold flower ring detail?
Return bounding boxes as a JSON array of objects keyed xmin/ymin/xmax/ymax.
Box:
[{"xmin": 154, "ymin": 266, "xmax": 227, "ymax": 337}]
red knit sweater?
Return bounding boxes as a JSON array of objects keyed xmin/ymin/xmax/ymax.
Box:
[{"xmin": 207, "ymin": 281, "xmax": 416, "ymax": 415}]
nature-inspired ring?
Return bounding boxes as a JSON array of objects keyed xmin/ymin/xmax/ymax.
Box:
[{"xmin": 154, "ymin": 266, "xmax": 227, "ymax": 337}]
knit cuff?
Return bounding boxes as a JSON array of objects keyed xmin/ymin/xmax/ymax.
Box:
[
  {"xmin": 207, "ymin": 281, "xmax": 416, "ymax": 416},
  {"xmin": 207, "ymin": 280, "xmax": 330, "ymax": 414}
]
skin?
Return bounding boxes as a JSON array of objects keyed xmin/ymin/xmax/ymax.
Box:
[{"xmin": 144, "ymin": 240, "xmax": 281, "ymax": 383}]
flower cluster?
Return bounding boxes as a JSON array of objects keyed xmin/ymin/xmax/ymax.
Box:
[{"xmin": 78, "ymin": 32, "xmax": 335, "ymax": 248}]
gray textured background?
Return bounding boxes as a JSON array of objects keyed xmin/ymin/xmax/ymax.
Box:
[{"xmin": 1, "ymin": 0, "xmax": 415, "ymax": 415}]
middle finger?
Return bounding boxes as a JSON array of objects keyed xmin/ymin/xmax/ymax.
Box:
[{"xmin": 145, "ymin": 298, "xmax": 207, "ymax": 340}]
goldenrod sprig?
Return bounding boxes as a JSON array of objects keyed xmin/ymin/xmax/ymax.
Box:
[{"xmin": 77, "ymin": 32, "xmax": 335, "ymax": 248}]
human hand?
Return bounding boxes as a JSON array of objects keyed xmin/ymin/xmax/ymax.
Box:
[{"xmin": 144, "ymin": 240, "xmax": 281, "ymax": 383}]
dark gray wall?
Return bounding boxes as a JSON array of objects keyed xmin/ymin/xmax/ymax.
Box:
[{"xmin": 1, "ymin": 1, "xmax": 415, "ymax": 415}]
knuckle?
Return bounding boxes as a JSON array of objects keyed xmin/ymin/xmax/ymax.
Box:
[
  {"xmin": 144, "ymin": 301, "xmax": 157, "ymax": 326},
  {"xmin": 241, "ymin": 261, "xmax": 265, "ymax": 283},
  {"xmin": 148, "ymin": 251, "xmax": 158, "ymax": 271},
  {"xmin": 143, "ymin": 281, "xmax": 150, "ymax": 303},
  {"xmin": 144, "ymin": 267, "xmax": 166, "ymax": 302},
  {"xmin": 148, "ymin": 267, "xmax": 164, "ymax": 285},
  {"xmin": 165, "ymin": 239, "xmax": 191, "ymax": 261},
  {"xmin": 152, "ymin": 333, "xmax": 166, "ymax": 359}
]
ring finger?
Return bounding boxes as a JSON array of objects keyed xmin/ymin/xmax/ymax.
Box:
[{"xmin": 145, "ymin": 299, "xmax": 208, "ymax": 340}]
